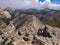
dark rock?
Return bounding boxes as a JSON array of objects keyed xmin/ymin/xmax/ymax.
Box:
[
  {"xmin": 37, "ymin": 26, "xmax": 51, "ymax": 38},
  {"xmin": 18, "ymin": 31, "xmax": 22, "ymax": 36},
  {"xmin": 25, "ymin": 33, "xmax": 29, "ymax": 37},
  {"xmin": 23, "ymin": 37, "xmax": 30, "ymax": 41}
]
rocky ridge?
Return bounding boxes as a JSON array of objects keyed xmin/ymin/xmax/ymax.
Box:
[
  {"xmin": 5, "ymin": 8, "xmax": 60, "ymax": 28},
  {"xmin": 0, "ymin": 8, "xmax": 60, "ymax": 45}
]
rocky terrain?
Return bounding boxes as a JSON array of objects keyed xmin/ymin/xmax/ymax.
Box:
[{"xmin": 0, "ymin": 7, "xmax": 60, "ymax": 45}]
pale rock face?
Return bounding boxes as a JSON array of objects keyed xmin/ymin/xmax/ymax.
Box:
[
  {"xmin": 4, "ymin": 11, "xmax": 11, "ymax": 19},
  {"xmin": 0, "ymin": 7, "xmax": 11, "ymax": 19},
  {"xmin": 46, "ymin": 25, "xmax": 60, "ymax": 40},
  {"xmin": 32, "ymin": 15, "xmax": 45, "ymax": 30}
]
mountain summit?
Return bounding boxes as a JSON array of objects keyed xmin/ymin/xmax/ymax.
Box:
[{"xmin": 0, "ymin": 7, "xmax": 60, "ymax": 45}]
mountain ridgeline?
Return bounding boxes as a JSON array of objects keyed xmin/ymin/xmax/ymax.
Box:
[{"xmin": 5, "ymin": 8, "xmax": 60, "ymax": 28}]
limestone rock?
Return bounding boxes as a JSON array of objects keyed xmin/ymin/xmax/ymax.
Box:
[{"xmin": 0, "ymin": 8, "xmax": 11, "ymax": 19}]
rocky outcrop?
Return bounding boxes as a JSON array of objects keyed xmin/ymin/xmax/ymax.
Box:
[
  {"xmin": 0, "ymin": 8, "xmax": 14, "ymax": 45},
  {"xmin": 0, "ymin": 8, "xmax": 60, "ymax": 45},
  {"xmin": 11, "ymin": 15, "xmax": 60, "ymax": 45}
]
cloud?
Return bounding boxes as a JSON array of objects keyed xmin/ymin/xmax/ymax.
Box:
[
  {"xmin": 48, "ymin": 3, "xmax": 60, "ymax": 10},
  {"xmin": 40, "ymin": 0, "xmax": 60, "ymax": 10},
  {"xmin": 0, "ymin": 0, "xmax": 40, "ymax": 9},
  {"xmin": 0, "ymin": 0, "xmax": 60, "ymax": 10}
]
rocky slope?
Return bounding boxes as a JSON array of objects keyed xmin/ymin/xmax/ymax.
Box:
[{"xmin": 0, "ymin": 8, "xmax": 60, "ymax": 45}]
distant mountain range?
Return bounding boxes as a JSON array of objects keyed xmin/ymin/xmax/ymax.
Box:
[{"xmin": 4, "ymin": 8, "xmax": 60, "ymax": 28}]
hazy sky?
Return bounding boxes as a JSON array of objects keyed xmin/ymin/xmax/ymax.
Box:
[{"xmin": 0, "ymin": 0, "xmax": 60, "ymax": 10}]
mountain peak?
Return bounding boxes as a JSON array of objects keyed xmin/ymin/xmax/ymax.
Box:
[
  {"xmin": 11, "ymin": 15, "xmax": 45, "ymax": 30},
  {"xmin": 18, "ymin": 15, "xmax": 45, "ymax": 32},
  {"xmin": 43, "ymin": 7, "xmax": 51, "ymax": 11}
]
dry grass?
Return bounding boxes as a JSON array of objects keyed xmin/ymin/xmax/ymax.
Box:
[{"xmin": 42, "ymin": 21, "xmax": 60, "ymax": 28}]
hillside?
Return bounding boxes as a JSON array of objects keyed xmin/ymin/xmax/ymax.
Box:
[
  {"xmin": 0, "ymin": 8, "xmax": 60, "ymax": 45},
  {"xmin": 5, "ymin": 8, "xmax": 60, "ymax": 28}
]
